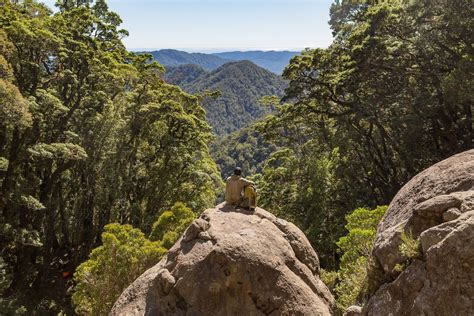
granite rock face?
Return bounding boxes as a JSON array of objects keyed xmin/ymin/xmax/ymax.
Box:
[
  {"xmin": 111, "ymin": 203, "xmax": 335, "ymax": 315},
  {"xmin": 365, "ymin": 149, "xmax": 474, "ymax": 315}
]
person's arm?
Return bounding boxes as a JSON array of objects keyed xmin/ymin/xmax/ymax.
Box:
[{"xmin": 239, "ymin": 177, "xmax": 255, "ymax": 186}]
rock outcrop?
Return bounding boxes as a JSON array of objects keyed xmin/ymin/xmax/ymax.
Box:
[
  {"xmin": 111, "ymin": 203, "xmax": 335, "ymax": 315},
  {"xmin": 364, "ymin": 149, "xmax": 474, "ymax": 315}
]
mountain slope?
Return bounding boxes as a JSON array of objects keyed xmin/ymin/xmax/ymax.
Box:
[
  {"xmin": 210, "ymin": 124, "xmax": 277, "ymax": 178},
  {"xmin": 147, "ymin": 49, "xmax": 230, "ymax": 71},
  {"xmin": 212, "ymin": 50, "xmax": 299, "ymax": 74},
  {"xmin": 165, "ymin": 64, "xmax": 208, "ymax": 86},
  {"xmin": 181, "ymin": 60, "xmax": 287, "ymax": 135}
]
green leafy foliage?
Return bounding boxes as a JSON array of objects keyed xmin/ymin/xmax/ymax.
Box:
[
  {"xmin": 0, "ymin": 79, "xmax": 31, "ymax": 128},
  {"xmin": 149, "ymin": 202, "xmax": 196, "ymax": 248},
  {"xmin": 257, "ymin": 145, "xmax": 348, "ymax": 268},
  {"xmin": 256, "ymin": 0, "xmax": 473, "ymax": 270},
  {"xmin": 28, "ymin": 143, "xmax": 88, "ymax": 161},
  {"xmin": 210, "ymin": 123, "xmax": 277, "ymax": 178},
  {"xmin": 0, "ymin": 1, "xmax": 220, "ymax": 313},
  {"xmin": 334, "ymin": 206, "xmax": 387, "ymax": 313},
  {"xmin": 73, "ymin": 202, "xmax": 196, "ymax": 315},
  {"xmin": 320, "ymin": 268, "xmax": 338, "ymax": 293},
  {"xmin": 337, "ymin": 206, "xmax": 387, "ymax": 264},
  {"xmin": 72, "ymin": 224, "xmax": 166, "ymax": 315},
  {"xmin": 181, "ymin": 61, "xmax": 287, "ymax": 135}
]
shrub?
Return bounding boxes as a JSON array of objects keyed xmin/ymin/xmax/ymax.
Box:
[
  {"xmin": 334, "ymin": 206, "xmax": 387, "ymax": 312},
  {"xmin": 149, "ymin": 202, "xmax": 196, "ymax": 247},
  {"xmin": 73, "ymin": 202, "xmax": 196, "ymax": 315},
  {"xmin": 72, "ymin": 224, "xmax": 166, "ymax": 315},
  {"xmin": 320, "ymin": 269, "xmax": 338, "ymax": 293}
]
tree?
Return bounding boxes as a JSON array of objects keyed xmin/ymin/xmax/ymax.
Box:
[
  {"xmin": 334, "ymin": 206, "xmax": 386, "ymax": 311},
  {"xmin": 0, "ymin": 1, "xmax": 220, "ymax": 312},
  {"xmin": 72, "ymin": 223, "xmax": 166, "ymax": 315},
  {"xmin": 256, "ymin": 0, "xmax": 473, "ymax": 270},
  {"xmin": 149, "ymin": 202, "xmax": 196, "ymax": 249},
  {"xmin": 73, "ymin": 202, "xmax": 197, "ymax": 315}
]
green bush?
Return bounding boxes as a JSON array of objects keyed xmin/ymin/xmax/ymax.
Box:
[
  {"xmin": 320, "ymin": 269, "xmax": 338, "ymax": 293},
  {"xmin": 72, "ymin": 224, "xmax": 166, "ymax": 315},
  {"xmin": 334, "ymin": 206, "xmax": 387, "ymax": 312},
  {"xmin": 72, "ymin": 202, "xmax": 196, "ymax": 315},
  {"xmin": 149, "ymin": 202, "xmax": 196, "ymax": 247},
  {"xmin": 394, "ymin": 229, "xmax": 422, "ymax": 273}
]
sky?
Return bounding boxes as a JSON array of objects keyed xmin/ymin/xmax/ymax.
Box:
[{"xmin": 42, "ymin": 0, "xmax": 334, "ymax": 52}]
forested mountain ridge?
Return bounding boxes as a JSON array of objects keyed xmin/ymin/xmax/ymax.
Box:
[
  {"xmin": 165, "ymin": 64, "xmax": 208, "ymax": 86},
  {"xmin": 169, "ymin": 61, "xmax": 287, "ymax": 135},
  {"xmin": 146, "ymin": 49, "xmax": 299, "ymax": 74},
  {"xmin": 164, "ymin": 62, "xmax": 285, "ymax": 175},
  {"xmin": 212, "ymin": 50, "xmax": 299, "ymax": 74},
  {"xmin": 146, "ymin": 49, "xmax": 230, "ymax": 71}
]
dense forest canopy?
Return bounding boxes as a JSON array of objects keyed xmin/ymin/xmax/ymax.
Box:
[
  {"xmin": 0, "ymin": 0, "xmax": 220, "ymax": 313},
  {"xmin": 165, "ymin": 64, "xmax": 208, "ymax": 87},
  {"xmin": 254, "ymin": 0, "xmax": 473, "ymax": 269},
  {"xmin": 0, "ymin": 0, "xmax": 472, "ymax": 314},
  {"xmin": 176, "ymin": 61, "xmax": 287, "ymax": 135},
  {"xmin": 210, "ymin": 123, "xmax": 277, "ymax": 178}
]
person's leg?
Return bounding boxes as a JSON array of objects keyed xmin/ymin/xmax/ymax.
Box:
[
  {"xmin": 239, "ymin": 193, "xmax": 249, "ymax": 209},
  {"xmin": 243, "ymin": 186, "xmax": 256, "ymax": 211},
  {"xmin": 249, "ymin": 186, "xmax": 256, "ymax": 210}
]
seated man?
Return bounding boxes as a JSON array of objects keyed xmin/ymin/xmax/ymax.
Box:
[{"xmin": 225, "ymin": 167, "xmax": 256, "ymax": 210}]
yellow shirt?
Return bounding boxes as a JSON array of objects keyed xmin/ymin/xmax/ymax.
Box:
[{"xmin": 225, "ymin": 175, "xmax": 254, "ymax": 205}]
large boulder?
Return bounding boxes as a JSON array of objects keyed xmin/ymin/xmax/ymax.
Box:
[
  {"xmin": 111, "ymin": 203, "xmax": 335, "ymax": 315},
  {"xmin": 365, "ymin": 149, "xmax": 474, "ymax": 315}
]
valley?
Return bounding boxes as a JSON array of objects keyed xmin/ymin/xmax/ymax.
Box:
[
  {"xmin": 164, "ymin": 60, "xmax": 286, "ymax": 135},
  {"xmin": 154, "ymin": 53, "xmax": 288, "ymax": 180},
  {"xmin": 1, "ymin": 1, "xmax": 472, "ymax": 315}
]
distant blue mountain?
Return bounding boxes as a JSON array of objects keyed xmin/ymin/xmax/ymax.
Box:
[
  {"xmin": 144, "ymin": 49, "xmax": 300, "ymax": 74},
  {"xmin": 146, "ymin": 49, "xmax": 231, "ymax": 71},
  {"xmin": 212, "ymin": 51, "xmax": 300, "ymax": 74}
]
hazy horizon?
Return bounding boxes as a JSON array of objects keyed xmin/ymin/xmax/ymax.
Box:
[{"xmin": 129, "ymin": 47, "xmax": 308, "ymax": 53}]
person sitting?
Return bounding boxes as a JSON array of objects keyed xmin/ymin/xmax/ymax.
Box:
[{"xmin": 225, "ymin": 167, "xmax": 256, "ymax": 210}]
